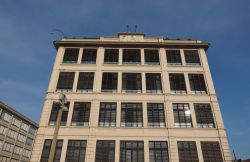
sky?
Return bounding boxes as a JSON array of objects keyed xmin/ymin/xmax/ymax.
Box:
[{"xmin": 0, "ymin": 0, "xmax": 249, "ymax": 159}]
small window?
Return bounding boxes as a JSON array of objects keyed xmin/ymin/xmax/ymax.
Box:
[
  {"xmin": 144, "ymin": 49, "xmax": 160, "ymax": 65},
  {"xmin": 173, "ymin": 103, "xmax": 192, "ymax": 128},
  {"xmin": 49, "ymin": 102, "xmax": 70, "ymax": 126},
  {"xmin": 40, "ymin": 139, "xmax": 63, "ymax": 162},
  {"xmin": 122, "ymin": 73, "xmax": 142, "ymax": 93},
  {"xmin": 26, "ymin": 137, "xmax": 34, "ymax": 146},
  {"xmin": 63, "ymin": 48, "xmax": 79, "ymax": 63},
  {"xmin": 11, "ymin": 117, "xmax": 21, "ymax": 127},
  {"xmin": 77, "ymin": 72, "xmax": 94, "ymax": 92},
  {"xmin": 104, "ymin": 49, "xmax": 119, "ymax": 64},
  {"xmin": 201, "ymin": 141, "xmax": 223, "ymax": 162},
  {"xmin": 95, "ymin": 140, "xmax": 115, "ymax": 162},
  {"xmin": 149, "ymin": 141, "xmax": 169, "ymax": 162},
  {"xmin": 71, "ymin": 102, "xmax": 91, "ymax": 126},
  {"xmin": 147, "ymin": 103, "xmax": 166, "ymax": 128},
  {"xmin": 123, "ymin": 49, "xmax": 141, "ymax": 64},
  {"xmin": 29, "ymin": 126, "xmax": 36, "ymax": 135},
  {"xmin": 0, "ymin": 125, "xmax": 8, "ymax": 135},
  {"xmin": 184, "ymin": 50, "xmax": 201, "ymax": 66},
  {"xmin": 121, "ymin": 103, "xmax": 143, "ymax": 127},
  {"xmin": 194, "ymin": 104, "xmax": 215, "ymax": 128},
  {"xmin": 81, "ymin": 49, "xmax": 97, "ymax": 64},
  {"xmin": 120, "ymin": 141, "xmax": 144, "ymax": 162},
  {"xmin": 65, "ymin": 140, "xmax": 87, "ymax": 162},
  {"xmin": 169, "ymin": 73, "xmax": 186, "ymax": 94},
  {"xmin": 98, "ymin": 102, "xmax": 116, "ymax": 127},
  {"xmin": 166, "ymin": 50, "xmax": 182, "ymax": 65},
  {"xmin": 188, "ymin": 74, "xmax": 207, "ymax": 94},
  {"xmin": 101, "ymin": 73, "xmax": 118, "ymax": 92},
  {"xmin": 146, "ymin": 73, "xmax": 162, "ymax": 93},
  {"xmin": 0, "ymin": 110, "xmax": 12, "ymax": 123},
  {"xmin": 56, "ymin": 72, "xmax": 75, "ymax": 91},
  {"xmin": 3, "ymin": 142, "xmax": 14, "ymax": 152},
  {"xmin": 14, "ymin": 146, "xmax": 23, "ymax": 155},
  {"xmin": 177, "ymin": 141, "xmax": 199, "ymax": 162}
]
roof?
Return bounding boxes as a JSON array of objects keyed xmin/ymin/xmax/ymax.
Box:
[{"xmin": 0, "ymin": 101, "xmax": 39, "ymax": 128}]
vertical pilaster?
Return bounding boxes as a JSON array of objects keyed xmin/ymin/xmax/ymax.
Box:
[
  {"xmin": 141, "ymin": 49, "xmax": 145, "ymax": 65},
  {"xmin": 116, "ymin": 101, "xmax": 121, "ymax": 127},
  {"xmin": 189, "ymin": 103, "xmax": 197, "ymax": 128},
  {"xmin": 142, "ymin": 102, "xmax": 148, "ymax": 128},
  {"xmin": 184, "ymin": 73, "xmax": 191, "ymax": 94},
  {"xmin": 119, "ymin": 48, "xmax": 123, "ymax": 65},
  {"xmin": 141, "ymin": 72, "xmax": 146, "ymax": 94},
  {"xmin": 77, "ymin": 48, "xmax": 83, "ymax": 64},
  {"xmin": 180, "ymin": 49, "xmax": 186, "ymax": 66},
  {"xmin": 144, "ymin": 140, "xmax": 149, "ymax": 162},
  {"xmin": 72, "ymin": 72, "xmax": 79, "ymax": 92},
  {"xmin": 66, "ymin": 101, "xmax": 74, "ymax": 126},
  {"xmin": 196, "ymin": 141, "xmax": 204, "ymax": 162},
  {"xmin": 115, "ymin": 140, "xmax": 120, "ymax": 162}
]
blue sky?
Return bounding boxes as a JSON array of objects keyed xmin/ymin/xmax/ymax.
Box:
[{"xmin": 0, "ymin": 0, "xmax": 249, "ymax": 159}]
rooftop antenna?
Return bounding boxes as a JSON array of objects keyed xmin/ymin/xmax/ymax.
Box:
[
  {"xmin": 50, "ymin": 29, "xmax": 65, "ymax": 40},
  {"xmin": 126, "ymin": 25, "xmax": 130, "ymax": 33},
  {"xmin": 134, "ymin": 25, "xmax": 137, "ymax": 32}
]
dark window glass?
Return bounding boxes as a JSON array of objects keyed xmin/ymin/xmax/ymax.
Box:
[
  {"xmin": 194, "ymin": 104, "xmax": 215, "ymax": 128},
  {"xmin": 77, "ymin": 72, "xmax": 94, "ymax": 92},
  {"xmin": 71, "ymin": 102, "xmax": 91, "ymax": 126},
  {"xmin": 166, "ymin": 50, "xmax": 182, "ymax": 65},
  {"xmin": 122, "ymin": 73, "xmax": 142, "ymax": 93},
  {"xmin": 26, "ymin": 137, "xmax": 33, "ymax": 146},
  {"xmin": 104, "ymin": 49, "xmax": 119, "ymax": 64},
  {"xmin": 82, "ymin": 49, "xmax": 97, "ymax": 64},
  {"xmin": 184, "ymin": 50, "xmax": 201, "ymax": 65},
  {"xmin": 177, "ymin": 141, "xmax": 199, "ymax": 162},
  {"xmin": 149, "ymin": 141, "xmax": 169, "ymax": 162},
  {"xmin": 65, "ymin": 140, "xmax": 87, "ymax": 162},
  {"xmin": 49, "ymin": 102, "xmax": 70, "ymax": 126},
  {"xmin": 120, "ymin": 141, "xmax": 144, "ymax": 162},
  {"xmin": 101, "ymin": 73, "xmax": 118, "ymax": 92},
  {"xmin": 40, "ymin": 139, "xmax": 63, "ymax": 162},
  {"xmin": 99, "ymin": 102, "xmax": 116, "ymax": 127},
  {"xmin": 201, "ymin": 141, "xmax": 223, "ymax": 162},
  {"xmin": 147, "ymin": 103, "xmax": 166, "ymax": 128},
  {"xmin": 188, "ymin": 74, "xmax": 207, "ymax": 94},
  {"xmin": 169, "ymin": 73, "xmax": 186, "ymax": 94},
  {"xmin": 95, "ymin": 140, "xmax": 115, "ymax": 162},
  {"xmin": 173, "ymin": 103, "xmax": 192, "ymax": 128},
  {"xmin": 144, "ymin": 49, "xmax": 160, "ymax": 65},
  {"xmin": 121, "ymin": 103, "xmax": 143, "ymax": 127},
  {"xmin": 123, "ymin": 49, "xmax": 141, "ymax": 64},
  {"xmin": 56, "ymin": 72, "xmax": 75, "ymax": 90},
  {"xmin": 63, "ymin": 48, "xmax": 79, "ymax": 63},
  {"xmin": 146, "ymin": 73, "xmax": 162, "ymax": 93}
]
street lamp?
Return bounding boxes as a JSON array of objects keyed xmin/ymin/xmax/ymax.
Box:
[{"xmin": 48, "ymin": 93, "xmax": 68, "ymax": 162}]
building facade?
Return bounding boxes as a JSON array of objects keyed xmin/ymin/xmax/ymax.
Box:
[
  {"xmin": 31, "ymin": 33, "xmax": 231, "ymax": 162},
  {"xmin": 0, "ymin": 102, "xmax": 38, "ymax": 162}
]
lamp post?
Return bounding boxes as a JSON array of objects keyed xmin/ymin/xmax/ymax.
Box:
[{"xmin": 48, "ymin": 93, "xmax": 68, "ymax": 162}]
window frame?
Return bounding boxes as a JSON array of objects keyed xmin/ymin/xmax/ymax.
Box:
[
  {"xmin": 81, "ymin": 48, "xmax": 97, "ymax": 64},
  {"xmin": 62, "ymin": 48, "xmax": 79, "ymax": 64},
  {"xmin": 71, "ymin": 102, "xmax": 91, "ymax": 126},
  {"xmin": 65, "ymin": 140, "xmax": 87, "ymax": 162},
  {"xmin": 104, "ymin": 49, "xmax": 119, "ymax": 64},
  {"xmin": 173, "ymin": 103, "xmax": 192, "ymax": 128},
  {"xmin": 48, "ymin": 102, "xmax": 70, "ymax": 126},
  {"xmin": 188, "ymin": 74, "xmax": 207, "ymax": 94},
  {"xmin": 194, "ymin": 103, "xmax": 215, "ymax": 128},
  {"xmin": 120, "ymin": 141, "xmax": 144, "ymax": 162},
  {"xmin": 177, "ymin": 141, "xmax": 199, "ymax": 162},
  {"xmin": 101, "ymin": 72, "xmax": 118, "ymax": 93},
  {"xmin": 166, "ymin": 50, "xmax": 182, "ymax": 65},
  {"xmin": 184, "ymin": 50, "xmax": 201, "ymax": 66},
  {"xmin": 201, "ymin": 141, "xmax": 223, "ymax": 162},
  {"xmin": 149, "ymin": 141, "xmax": 169, "ymax": 162},
  {"xmin": 122, "ymin": 73, "xmax": 142, "ymax": 93},
  {"xmin": 95, "ymin": 140, "xmax": 115, "ymax": 162},
  {"xmin": 144, "ymin": 49, "xmax": 160, "ymax": 65},
  {"xmin": 147, "ymin": 103, "xmax": 166, "ymax": 128},
  {"xmin": 98, "ymin": 102, "xmax": 117, "ymax": 127},
  {"xmin": 169, "ymin": 73, "xmax": 187, "ymax": 94},
  {"xmin": 122, "ymin": 49, "xmax": 141, "ymax": 64},
  {"xmin": 146, "ymin": 73, "xmax": 163, "ymax": 94},
  {"xmin": 77, "ymin": 72, "xmax": 95, "ymax": 92},
  {"xmin": 56, "ymin": 72, "xmax": 75, "ymax": 91},
  {"xmin": 121, "ymin": 103, "xmax": 143, "ymax": 127}
]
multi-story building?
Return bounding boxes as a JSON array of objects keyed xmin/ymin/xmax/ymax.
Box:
[
  {"xmin": 0, "ymin": 102, "xmax": 38, "ymax": 162},
  {"xmin": 31, "ymin": 32, "xmax": 231, "ymax": 162}
]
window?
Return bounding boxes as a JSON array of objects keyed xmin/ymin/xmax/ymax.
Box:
[
  {"xmin": 169, "ymin": 73, "xmax": 186, "ymax": 94},
  {"xmin": 26, "ymin": 137, "xmax": 34, "ymax": 146},
  {"xmin": 104, "ymin": 49, "xmax": 119, "ymax": 64},
  {"xmin": 7, "ymin": 129, "xmax": 18, "ymax": 139},
  {"xmin": 3, "ymin": 142, "xmax": 14, "ymax": 152},
  {"xmin": 201, "ymin": 141, "xmax": 223, "ymax": 162},
  {"xmin": 188, "ymin": 74, "xmax": 207, "ymax": 94},
  {"xmin": 14, "ymin": 146, "xmax": 23, "ymax": 155},
  {"xmin": 40, "ymin": 139, "xmax": 63, "ymax": 162},
  {"xmin": 0, "ymin": 140, "xmax": 3, "ymax": 150},
  {"xmin": 0, "ymin": 110, "xmax": 12, "ymax": 122},
  {"xmin": 101, "ymin": 73, "xmax": 118, "ymax": 92},
  {"xmin": 17, "ymin": 134, "xmax": 26, "ymax": 143},
  {"xmin": 147, "ymin": 103, "xmax": 166, "ymax": 128},
  {"xmin": 95, "ymin": 140, "xmax": 115, "ymax": 162},
  {"xmin": 146, "ymin": 73, "xmax": 162, "ymax": 93},
  {"xmin": 99, "ymin": 102, "xmax": 116, "ymax": 127},
  {"xmin": 166, "ymin": 50, "xmax": 182, "ymax": 65},
  {"xmin": 120, "ymin": 141, "xmax": 144, "ymax": 162},
  {"xmin": 49, "ymin": 102, "xmax": 70, "ymax": 126},
  {"xmin": 65, "ymin": 140, "xmax": 87, "ymax": 162},
  {"xmin": 71, "ymin": 102, "xmax": 91, "ymax": 126},
  {"xmin": 81, "ymin": 49, "xmax": 97, "ymax": 64},
  {"xmin": 21, "ymin": 122, "xmax": 29, "ymax": 131},
  {"xmin": 23, "ymin": 149, "xmax": 31, "ymax": 158},
  {"xmin": 12, "ymin": 117, "xmax": 21, "ymax": 127},
  {"xmin": 29, "ymin": 126, "xmax": 36, "ymax": 135},
  {"xmin": 184, "ymin": 50, "xmax": 200, "ymax": 66},
  {"xmin": 177, "ymin": 141, "xmax": 199, "ymax": 162},
  {"xmin": 0, "ymin": 124, "xmax": 8, "ymax": 135},
  {"xmin": 194, "ymin": 104, "xmax": 215, "ymax": 128},
  {"xmin": 77, "ymin": 72, "xmax": 94, "ymax": 92},
  {"xmin": 122, "ymin": 73, "xmax": 142, "ymax": 93},
  {"xmin": 0, "ymin": 156, "xmax": 10, "ymax": 162},
  {"xmin": 56, "ymin": 72, "xmax": 75, "ymax": 91},
  {"xmin": 123, "ymin": 49, "xmax": 141, "ymax": 64},
  {"xmin": 63, "ymin": 48, "xmax": 79, "ymax": 63},
  {"xmin": 121, "ymin": 103, "xmax": 143, "ymax": 127},
  {"xmin": 149, "ymin": 141, "xmax": 169, "ymax": 162},
  {"xmin": 173, "ymin": 103, "xmax": 192, "ymax": 128},
  {"xmin": 144, "ymin": 49, "xmax": 160, "ymax": 65}
]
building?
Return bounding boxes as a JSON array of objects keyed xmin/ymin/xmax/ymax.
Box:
[
  {"xmin": 31, "ymin": 32, "xmax": 231, "ymax": 162},
  {"xmin": 0, "ymin": 102, "xmax": 38, "ymax": 162}
]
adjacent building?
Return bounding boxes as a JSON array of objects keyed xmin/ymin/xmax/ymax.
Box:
[
  {"xmin": 31, "ymin": 32, "xmax": 231, "ymax": 162},
  {"xmin": 0, "ymin": 102, "xmax": 38, "ymax": 162}
]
